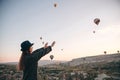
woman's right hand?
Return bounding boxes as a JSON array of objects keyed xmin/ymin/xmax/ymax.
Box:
[
  {"xmin": 44, "ymin": 41, "xmax": 55, "ymax": 49},
  {"xmin": 51, "ymin": 41, "xmax": 56, "ymax": 47}
]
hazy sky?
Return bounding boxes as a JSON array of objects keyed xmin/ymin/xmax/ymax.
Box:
[{"xmin": 0, "ymin": 0, "xmax": 120, "ymax": 62}]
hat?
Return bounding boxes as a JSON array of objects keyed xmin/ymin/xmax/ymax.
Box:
[{"xmin": 21, "ymin": 40, "xmax": 34, "ymax": 51}]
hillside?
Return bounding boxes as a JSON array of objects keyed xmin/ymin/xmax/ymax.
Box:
[
  {"xmin": 1, "ymin": 53, "xmax": 120, "ymax": 67},
  {"xmin": 0, "ymin": 60, "xmax": 65, "ymax": 66},
  {"xmin": 40, "ymin": 53, "xmax": 120, "ymax": 80},
  {"xmin": 62, "ymin": 53, "xmax": 120, "ymax": 66},
  {"xmin": 0, "ymin": 53, "xmax": 120, "ymax": 80},
  {"xmin": 38, "ymin": 60, "xmax": 65, "ymax": 66}
]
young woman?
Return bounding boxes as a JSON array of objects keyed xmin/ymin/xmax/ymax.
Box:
[{"xmin": 18, "ymin": 40, "xmax": 55, "ymax": 80}]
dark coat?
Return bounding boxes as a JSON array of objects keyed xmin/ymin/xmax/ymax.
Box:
[{"xmin": 22, "ymin": 46, "xmax": 52, "ymax": 80}]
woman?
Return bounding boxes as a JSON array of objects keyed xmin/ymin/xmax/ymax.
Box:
[{"xmin": 18, "ymin": 40, "xmax": 55, "ymax": 80}]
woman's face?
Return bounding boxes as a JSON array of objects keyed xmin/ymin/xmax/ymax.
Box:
[{"xmin": 29, "ymin": 46, "xmax": 33, "ymax": 54}]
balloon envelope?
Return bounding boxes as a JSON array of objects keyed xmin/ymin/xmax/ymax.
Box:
[
  {"xmin": 42, "ymin": 42, "xmax": 44, "ymax": 44},
  {"xmin": 54, "ymin": 3, "xmax": 57, "ymax": 7},
  {"xmin": 50, "ymin": 55, "xmax": 54, "ymax": 60},
  {"xmin": 93, "ymin": 31, "xmax": 95, "ymax": 33},
  {"xmin": 104, "ymin": 51, "xmax": 107, "ymax": 54},
  {"xmin": 94, "ymin": 18, "xmax": 100, "ymax": 25},
  {"xmin": 117, "ymin": 50, "xmax": 119, "ymax": 53},
  {"xmin": 40, "ymin": 37, "xmax": 42, "ymax": 40}
]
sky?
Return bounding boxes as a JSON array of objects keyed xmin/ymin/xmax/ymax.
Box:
[{"xmin": 0, "ymin": 0, "xmax": 120, "ymax": 62}]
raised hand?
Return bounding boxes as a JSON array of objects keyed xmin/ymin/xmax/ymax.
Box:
[
  {"xmin": 44, "ymin": 42, "xmax": 48, "ymax": 49},
  {"xmin": 51, "ymin": 41, "xmax": 56, "ymax": 47}
]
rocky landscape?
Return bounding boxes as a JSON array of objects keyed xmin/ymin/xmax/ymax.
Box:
[{"xmin": 0, "ymin": 53, "xmax": 120, "ymax": 80}]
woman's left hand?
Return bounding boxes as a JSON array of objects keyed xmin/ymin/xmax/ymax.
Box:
[{"xmin": 44, "ymin": 42, "xmax": 48, "ymax": 49}]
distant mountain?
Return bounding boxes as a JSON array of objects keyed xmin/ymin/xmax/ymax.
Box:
[
  {"xmin": 64, "ymin": 53, "xmax": 120, "ymax": 66},
  {"xmin": 1, "ymin": 62, "xmax": 18, "ymax": 65},
  {"xmin": 38, "ymin": 60, "xmax": 66, "ymax": 66},
  {"xmin": 0, "ymin": 60, "xmax": 66, "ymax": 66},
  {"xmin": 1, "ymin": 53, "xmax": 120, "ymax": 67}
]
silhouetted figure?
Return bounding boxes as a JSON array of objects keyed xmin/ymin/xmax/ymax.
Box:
[{"xmin": 18, "ymin": 40, "xmax": 55, "ymax": 80}]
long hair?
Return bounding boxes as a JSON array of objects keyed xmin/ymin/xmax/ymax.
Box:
[
  {"xmin": 17, "ymin": 52, "xmax": 25, "ymax": 71},
  {"xmin": 17, "ymin": 51, "xmax": 30, "ymax": 71}
]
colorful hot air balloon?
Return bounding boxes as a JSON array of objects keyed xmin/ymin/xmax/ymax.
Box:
[
  {"xmin": 54, "ymin": 3, "xmax": 57, "ymax": 7},
  {"xmin": 117, "ymin": 50, "xmax": 119, "ymax": 53},
  {"xmin": 40, "ymin": 37, "xmax": 42, "ymax": 40},
  {"xmin": 61, "ymin": 49, "xmax": 63, "ymax": 51},
  {"xmin": 93, "ymin": 31, "xmax": 96, "ymax": 33},
  {"xmin": 50, "ymin": 55, "xmax": 54, "ymax": 60},
  {"xmin": 94, "ymin": 18, "xmax": 100, "ymax": 25},
  {"xmin": 42, "ymin": 42, "xmax": 44, "ymax": 45},
  {"xmin": 104, "ymin": 51, "xmax": 107, "ymax": 55}
]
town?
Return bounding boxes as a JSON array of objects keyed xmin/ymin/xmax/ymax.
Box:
[{"xmin": 0, "ymin": 53, "xmax": 120, "ymax": 80}]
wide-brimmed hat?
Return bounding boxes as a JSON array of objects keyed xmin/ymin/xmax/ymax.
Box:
[{"xmin": 21, "ymin": 40, "xmax": 34, "ymax": 51}]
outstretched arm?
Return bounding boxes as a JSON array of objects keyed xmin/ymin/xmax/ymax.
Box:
[
  {"xmin": 41, "ymin": 41, "xmax": 56, "ymax": 57},
  {"xmin": 27, "ymin": 41, "xmax": 56, "ymax": 62}
]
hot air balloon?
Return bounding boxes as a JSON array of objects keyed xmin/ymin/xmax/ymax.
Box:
[
  {"xmin": 42, "ymin": 42, "xmax": 44, "ymax": 45},
  {"xmin": 54, "ymin": 3, "xmax": 57, "ymax": 7},
  {"xmin": 94, "ymin": 18, "xmax": 100, "ymax": 25},
  {"xmin": 93, "ymin": 31, "xmax": 96, "ymax": 33},
  {"xmin": 61, "ymin": 49, "xmax": 63, "ymax": 51},
  {"xmin": 117, "ymin": 50, "xmax": 119, "ymax": 53},
  {"xmin": 40, "ymin": 37, "xmax": 42, "ymax": 40},
  {"xmin": 104, "ymin": 51, "xmax": 107, "ymax": 55},
  {"xmin": 50, "ymin": 55, "xmax": 54, "ymax": 60}
]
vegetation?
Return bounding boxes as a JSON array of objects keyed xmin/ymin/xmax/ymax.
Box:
[{"xmin": 0, "ymin": 60, "xmax": 120, "ymax": 80}]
